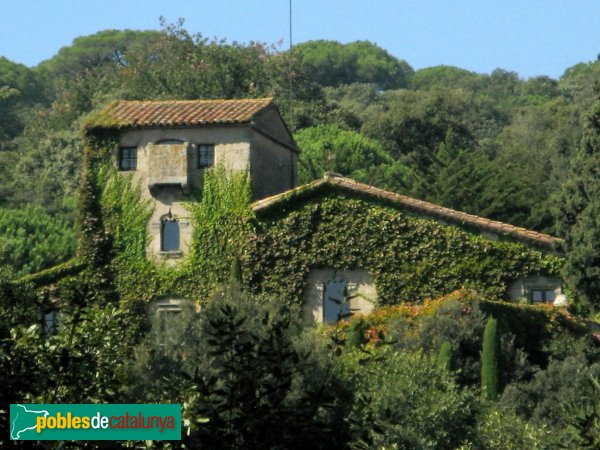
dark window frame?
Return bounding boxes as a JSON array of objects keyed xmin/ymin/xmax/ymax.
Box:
[
  {"xmin": 530, "ymin": 289, "xmax": 556, "ymax": 304},
  {"xmin": 119, "ymin": 147, "xmax": 137, "ymax": 171},
  {"xmin": 197, "ymin": 144, "xmax": 215, "ymax": 168},
  {"xmin": 43, "ymin": 310, "xmax": 58, "ymax": 336},
  {"xmin": 161, "ymin": 218, "xmax": 180, "ymax": 252}
]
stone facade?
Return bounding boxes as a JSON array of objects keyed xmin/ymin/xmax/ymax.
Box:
[
  {"xmin": 507, "ymin": 275, "xmax": 563, "ymax": 304},
  {"xmin": 303, "ymin": 269, "xmax": 377, "ymax": 324},
  {"xmin": 111, "ymin": 100, "xmax": 298, "ymax": 265}
]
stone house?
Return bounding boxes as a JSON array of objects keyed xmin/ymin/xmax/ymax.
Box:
[
  {"xmin": 96, "ymin": 98, "xmax": 298, "ymax": 264},
  {"xmin": 44, "ymin": 97, "xmax": 565, "ymax": 325}
]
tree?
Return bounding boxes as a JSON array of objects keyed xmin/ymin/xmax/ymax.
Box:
[
  {"xmin": 344, "ymin": 349, "xmax": 475, "ymax": 449},
  {"xmin": 37, "ymin": 29, "xmax": 162, "ymax": 79},
  {"xmin": 0, "ymin": 57, "xmax": 48, "ymax": 145},
  {"xmin": 557, "ymin": 95, "xmax": 600, "ymax": 310},
  {"xmin": 437, "ymin": 341, "xmax": 454, "ymax": 371},
  {"xmin": 294, "ymin": 124, "xmax": 410, "ymax": 189},
  {"xmin": 482, "ymin": 316, "xmax": 500, "ymax": 401},
  {"xmin": 294, "ymin": 40, "xmax": 413, "ymax": 90},
  {"xmin": 0, "ymin": 205, "xmax": 76, "ymax": 275},
  {"xmin": 412, "ymin": 65, "xmax": 485, "ymax": 91},
  {"xmin": 128, "ymin": 290, "xmax": 350, "ymax": 449}
]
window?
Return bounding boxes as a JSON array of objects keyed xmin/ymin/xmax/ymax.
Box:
[
  {"xmin": 323, "ymin": 274, "xmax": 351, "ymax": 323},
  {"xmin": 198, "ymin": 144, "xmax": 215, "ymax": 168},
  {"xmin": 148, "ymin": 299, "xmax": 186, "ymax": 332},
  {"xmin": 119, "ymin": 147, "xmax": 137, "ymax": 171},
  {"xmin": 156, "ymin": 139, "xmax": 184, "ymax": 145},
  {"xmin": 161, "ymin": 219, "xmax": 180, "ymax": 252},
  {"xmin": 530, "ymin": 289, "xmax": 556, "ymax": 304},
  {"xmin": 44, "ymin": 310, "xmax": 58, "ymax": 336}
]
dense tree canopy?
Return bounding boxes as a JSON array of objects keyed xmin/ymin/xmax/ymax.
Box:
[
  {"xmin": 2, "ymin": 22, "xmax": 600, "ymax": 447},
  {"xmin": 0, "ymin": 19, "xmax": 597, "ymax": 301},
  {"xmin": 294, "ymin": 39, "xmax": 414, "ymax": 89},
  {"xmin": 557, "ymin": 95, "xmax": 600, "ymax": 310}
]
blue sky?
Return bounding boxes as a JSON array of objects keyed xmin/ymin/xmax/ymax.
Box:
[{"xmin": 2, "ymin": 0, "xmax": 599, "ymax": 79}]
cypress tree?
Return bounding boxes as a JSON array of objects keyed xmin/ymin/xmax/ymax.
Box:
[
  {"xmin": 481, "ymin": 316, "xmax": 500, "ymax": 401},
  {"xmin": 436, "ymin": 341, "xmax": 454, "ymax": 371},
  {"xmin": 229, "ymin": 256, "xmax": 243, "ymax": 285},
  {"xmin": 557, "ymin": 95, "xmax": 600, "ymax": 310}
]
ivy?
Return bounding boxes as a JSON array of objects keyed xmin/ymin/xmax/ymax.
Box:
[
  {"xmin": 243, "ymin": 193, "xmax": 563, "ymax": 307},
  {"xmin": 67, "ymin": 127, "xmax": 563, "ymax": 315},
  {"xmin": 77, "ymin": 126, "xmax": 253, "ymax": 306},
  {"xmin": 186, "ymin": 165, "xmax": 252, "ymax": 298}
]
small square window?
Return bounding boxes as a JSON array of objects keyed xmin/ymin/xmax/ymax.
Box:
[
  {"xmin": 198, "ymin": 144, "xmax": 215, "ymax": 168},
  {"xmin": 530, "ymin": 289, "xmax": 556, "ymax": 304},
  {"xmin": 119, "ymin": 147, "xmax": 137, "ymax": 171}
]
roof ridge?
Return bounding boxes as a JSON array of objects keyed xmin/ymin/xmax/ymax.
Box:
[
  {"xmin": 89, "ymin": 98, "xmax": 275, "ymax": 129},
  {"xmin": 252, "ymin": 173, "xmax": 563, "ymax": 249},
  {"xmin": 115, "ymin": 97, "xmax": 273, "ymax": 105}
]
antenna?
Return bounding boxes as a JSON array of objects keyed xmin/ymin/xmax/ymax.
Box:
[{"xmin": 288, "ymin": 0, "xmax": 294, "ymax": 131}]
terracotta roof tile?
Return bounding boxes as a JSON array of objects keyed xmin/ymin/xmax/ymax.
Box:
[
  {"xmin": 92, "ymin": 98, "xmax": 274, "ymax": 128},
  {"xmin": 252, "ymin": 173, "xmax": 564, "ymax": 250}
]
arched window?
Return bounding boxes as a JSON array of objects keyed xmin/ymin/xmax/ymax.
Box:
[{"xmin": 161, "ymin": 218, "xmax": 180, "ymax": 252}]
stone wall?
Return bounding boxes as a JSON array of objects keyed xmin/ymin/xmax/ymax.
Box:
[
  {"xmin": 117, "ymin": 122, "xmax": 297, "ymax": 264},
  {"xmin": 507, "ymin": 275, "xmax": 563, "ymax": 303},
  {"xmin": 302, "ymin": 268, "xmax": 377, "ymax": 324},
  {"xmin": 250, "ymin": 129, "xmax": 297, "ymax": 200}
]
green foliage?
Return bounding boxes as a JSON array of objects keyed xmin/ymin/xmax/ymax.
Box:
[
  {"xmin": 246, "ymin": 193, "xmax": 562, "ymax": 307},
  {"xmin": 557, "ymin": 96, "xmax": 600, "ymax": 309},
  {"xmin": 342, "ymin": 349, "xmax": 475, "ymax": 449},
  {"xmin": 346, "ymin": 318, "xmax": 370, "ymax": 349},
  {"xmin": 0, "ymin": 205, "xmax": 76, "ymax": 275},
  {"xmin": 501, "ymin": 347, "xmax": 600, "ymax": 448},
  {"xmin": 117, "ymin": 19, "xmax": 288, "ymax": 102},
  {"xmin": 128, "ymin": 289, "xmax": 349, "ymax": 449},
  {"xmin": 294, "ymin": 124, "xmax": 409, "ymax": 186},
  {"xmin": 187, "ymin": 165, "xmax": 252, "ymax": 299},
  {"xmin": 38, "ymin": 29, "xmax": 162, "ymax": 79},
  {"xmin": 0, "ymin": 57, "xmax": 48, "ymax": 143},
  {"xmin": 295, "ymin": 40, "xmax": 414, "ymax": 90},
  {"xmin": 473, "ymin": 406, "xmax": 551, "ymax": 449},
  {"xmin": 229, "ymin": 255, "xmax": 243, "ymax": 289},
  {"xmin": 481, "ymin": 316, "xmax": 500, "ymax": 401},
  {"xmin": 412, "ymin": 65, "xmax": 485, "ymax": 91},
  {"xmin": 0, "ymin": 266, "xmax": 141, "ymax": 447},
  {"xmin": 437, "ymin": 340, "xmax": 454, "ymax": 371}
]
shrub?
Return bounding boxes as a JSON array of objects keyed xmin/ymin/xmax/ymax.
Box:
[
  {"xmin": 128, "ymin": 289, "xmax": 350, "ymax": 449},
  {"xmin": 342, "ymin": 349, "xmax": 476, "ymax": 449},
  {"xmin": 500, "ymin": 350, "xmax": 600, "ymax": 448},
  {"xmin": 473, "ymin": 406, "xmax": 551, "ymax": 450}
]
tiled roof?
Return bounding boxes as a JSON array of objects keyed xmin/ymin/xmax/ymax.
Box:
[
  {"xmin": 90, "ymin": 98, "xmax": 274, "ymax": 128},
  {"xmin": 252, "ymin": 173, "xmax": 564, "ymax": 250}
]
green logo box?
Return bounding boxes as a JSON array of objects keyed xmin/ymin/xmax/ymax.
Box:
[{"xmin": 10, "ymin": 404, "xmax": 181, "ymax": 441}]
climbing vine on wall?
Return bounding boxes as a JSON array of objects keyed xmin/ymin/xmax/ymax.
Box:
[
  {"xmin": 186, "ymin": 165, "xmax": 252, "ymax": 297},
  {"xmin": 80, "ymin": 124, "xmax": 253, "ymax": 305},
  {"xmin": 243, "ymin": 193, "xmax": 563, "ymax": 307},
  {"xmin": 72, "ymin": 125, "xmax": 562, "ymax": 312}
]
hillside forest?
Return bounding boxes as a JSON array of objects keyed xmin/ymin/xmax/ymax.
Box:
[{"xmin": 2, "ymin": 19, "xmax": 600, "ymax": 449}]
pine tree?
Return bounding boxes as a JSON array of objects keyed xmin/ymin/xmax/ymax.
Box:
[
  {"xmin": 481, "ymin": 316, "xmax": 500, "ymax": 401},
  {"xmin": 557, "ymin": 95, "xmax": 600, "ymax": 310}
]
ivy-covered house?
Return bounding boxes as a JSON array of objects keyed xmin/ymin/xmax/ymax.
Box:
[{"xmin": 33, "ymin": 97, "xmax": 566, "ymax": 325}]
